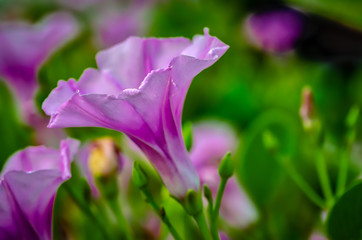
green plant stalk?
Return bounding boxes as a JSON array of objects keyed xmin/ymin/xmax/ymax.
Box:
[
  {"xmin": 315, "ymin": 151, "xmax": 334, "ymax": 207},
  {"xmin": 336, "ymin": 128, "xmax": 355, "ymax": 197},
  {"xmin": 107, "ymin": 196, "xmax": 132, "ymax": 240},
  {"xmin": 64, "ymin": 185, "xmax": 112, "ymax": 239},
  {"xmin": 210, "ymin": 179, "xmax": 227, "ymax": 240},
  {"xmin": 205, "ymin": 194, "xmax": 214, "ymax": 233},
  {"xmin": 281, "ymin": 157, "xmax": 325, "ymax": 208},
  {"xmin": 193, "ymin": 211, "xmax": 213, "ymax": 240},
  {"xmin": 336, "ymin": 148, "xmax": 350, "ymax": 197},
  {"xmin": 141, "ymin": 188, "xmax": 182, "ymax": 240}
]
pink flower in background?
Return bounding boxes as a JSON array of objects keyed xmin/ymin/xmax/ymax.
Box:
[
  {"xmin": 309, "ymin": 232, "xmax": 328, "ymax": 240},
  {"xmin": 0, "ymin": 138, "xmax": 79, "ymax": 240},
  {"xmin": 42, "ymin": 28, "xmax": 228, "ymax": 197},
  {"xmin": 77, "ymin": 137, "xmax": 125, "ymax": 198},
  {"xmin": 190, "ymin": 121, "xmax": 258, "ymax": 227},
  {"xmin": 0, "ymin": 12, "xmax": 79, "ymax": 121},
  {"xmin": 57, "ymin": 0, "xmax": 103, "ymax": 10},
  {"xmin": 93, "ymin": 0, "xmax": 151, "ymax": 48},
  {"xmin": 245, "ymin": 8, "xmax": 303, "ymax": 53}
]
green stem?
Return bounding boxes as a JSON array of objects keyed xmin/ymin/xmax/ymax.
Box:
[
  {"xmin": 315, "ymin": 150, "xmax": 334, "ymax": 207},
  {"xmin": 281, "ymin": 157, "xmax": 325, "ymax": 208},
  {"xmin": 194, "ymin": 211, "xmax": 213, "ymax": 240},
  {"xmin": 64, "ymin": 185, "xmax": 111, "ymax": 239},
  {"xmin": 336, "ymin": 148, "xmax": 350, "ymax": 196},
  {"xmin": 141, "ymin": 188, "xmax": 182, "ymax": 240},
  {"xmin": 205, "ymin": 194, "xmax": 213, "ymax": 233},
  {"xmin": 108, "ymin": 196, "xmax": 132, "ymax": 240},
  {"xmin": 210, "ymin": 179, "xmax": 227, "ymax": 240}
]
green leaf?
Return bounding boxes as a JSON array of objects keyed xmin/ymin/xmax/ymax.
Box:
[
  {"xmin": 327, "ymin": 181, "xmax": 362, "ymax": 240},
  {"xmin": 236, "ymin": 109, "xmax": 301, "ymax": 209}
]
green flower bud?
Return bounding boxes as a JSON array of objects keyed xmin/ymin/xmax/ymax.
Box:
[
  {"xmin": 262, "ymin": 130, "xmax": 279, "ymax": 153},
  {"xmin": 346, "ymin": 105, "xmax": 359, "ymax": 129},
  {"xmin": 203, "ymin": 185, "xmax": 213, "ymax": 202},
  {"xmin": 218, "ymin": 152, "xmax": 234, "ymax": 179},
  {"xmin": 184, "ymin": 189, "xmax": 202, "ymax": 216}
]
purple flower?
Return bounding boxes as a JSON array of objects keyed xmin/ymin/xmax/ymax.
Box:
[
  {"xmin": 0, "ymin": 12, "xmax": 79, "ymax": 120},
  {"xmin": 42, "ymin": 29, "xmax": 228, "ymax": 197},
  {"xmin": 0, "ymin": 138, "xmax": 79, "ymax": 240},
  {"xmin": 190, "ymin": 121, "xmax": 257, "ymax": 227},
  {"xmin": 245, "ymin": 8, "xmax": 303, "ymax": 53}
]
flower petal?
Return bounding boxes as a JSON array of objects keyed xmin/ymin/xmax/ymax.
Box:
[
  {"xmin": 96, "ymin": 37, "xmax": 190, "ymax": 89},
  {"xmin": 170, "ymin": 29, "xmax": 229, "ymax": 121},
  {"xmin": 2, "ymin": 170, "xmax": 62, "ymax": 240},
  {"xmin": 0, "ymin": 138, "xmax": 79, "ymax": 239},
  {"xmin": 1, "ymin": 138, "xmax": 79, "ymax": 179},
  {"xmin": 0, "ymin": 12, "xmax": 79, "ymax": 101}
]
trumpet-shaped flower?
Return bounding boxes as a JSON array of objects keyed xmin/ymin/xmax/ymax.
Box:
[
  {"xmin": 190, "ymin": 121, "xmax": 257, "ymax": 227},
  {"xmin": 42, "ymin": 29, "xmax": 228, "ymax": 197},
  {"xmin": 0, "ymin": 138, "xmax": 79, "ymax": 240},
  {"xmin": 0, "ymin": 12, "xmax": 79, "ymax": 120}
]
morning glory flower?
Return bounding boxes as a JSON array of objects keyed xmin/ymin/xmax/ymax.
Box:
[
  {"xmin": 42, "ymin": 28, "xmax": 228, "ymax": 197},
  {"xmin": 0, "ymin": 138, "xmax": 79, "ymax": 240},
  {"xmin": 245, "ymin": 8, "xmax": 303, "ymax": 53},
  {"xmin": 0, "ymin": 12, "xmax": 79, "ymax": 121},
  {"xmin": 190, "ymin": 121, "xmax": 257, "ymax": 227}
]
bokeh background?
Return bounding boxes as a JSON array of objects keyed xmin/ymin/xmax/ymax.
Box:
[{"xmin": 1, "ymin": 0, "xmax": 362, "ymax": 239}]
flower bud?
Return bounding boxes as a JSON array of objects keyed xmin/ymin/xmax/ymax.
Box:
[
  {"xmin": 299, "ymin": 87, "xmax": 314, "ymax": 126},
  {"xmin": 203, "ymin": 185, "xmax": 213, "ymax": 202},
  {"xmin": 262, "ymin": 130, "xmax": 279, "ymax": 154},
  {"xmin": 299, "ymin": 86, "xmax": 319, "ymax": 131},
  {"xmin": 184, "ymin": 189, "xmax": 203, "ymax": 216},
  {"xmin": 346, "ymin": 105, "xmax": 359, "ymax": 129},
  {"xmin": 218, "ymin": 152, "xmax": 234, "ymax": 180},
  {"xmin": 88, "ymin": 137, "xmax": 123, "ymax": 177}
]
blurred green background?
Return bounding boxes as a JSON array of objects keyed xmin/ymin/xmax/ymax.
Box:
[{"xmin": 1, "ymin": 0, "xmax": 362, "ymax": 239}]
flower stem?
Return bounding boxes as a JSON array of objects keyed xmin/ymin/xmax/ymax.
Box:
[
  {"xmin": 210, "ymin": 179, "xmax": 227, "ymax": 240},
  {"xmin": 107, "ymin": 196, "xmax": 132, "ymax": 240},
  {"xmin": 315, "ymin": 150, "xmax": 334, "ymax": 207},
  {"xmin": 336, "ymin": 148, "xmax": 350, "ymax": 197},
  {"xmin": 64, "ymin": 184, "xmax": 112, "ymax": 239},
  {"xmin": 203, "ymin": 186, "xmax": 214, "ymax": 233},
  {"xmin": 141, "ymin": 188, "xmax": 183, "ymax": 240},
  {"xmin": 193, "ymin": 211, "xmax": 213, "ymax": 240},
  {"xmin": 280, "ymin": 156, "xmax": 325, "ymax": 208}
]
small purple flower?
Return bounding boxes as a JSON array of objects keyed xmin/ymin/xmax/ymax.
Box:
[
  {"xmin": 190, "ymin": 121, "xmax": 257, "ymax": 227},
  {"xmin": 0, "ymin": 12, "xmax": 79, "ymax": 120},
  {"xmin": 245, "ymin": 8, "xmax": 303, "ymax": 53},
  {"xmin": 0, "ymin": 138, "xmax": 79, "ymax": 240},
  {"xmin": 42, "ymin": 29, "xmax": 228, "ymax": 197}
]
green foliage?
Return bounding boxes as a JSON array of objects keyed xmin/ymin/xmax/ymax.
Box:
[
  {"xmin": 0, "ymin": 81, "xmax": 32, "ymax": 169},
  {"xmin": 237, "ymin": 109, "xmax": 301, "ymax": 208},
  {"xmin": 327, "ymin": 181, "xmax": 362, "ymax": 240}
]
